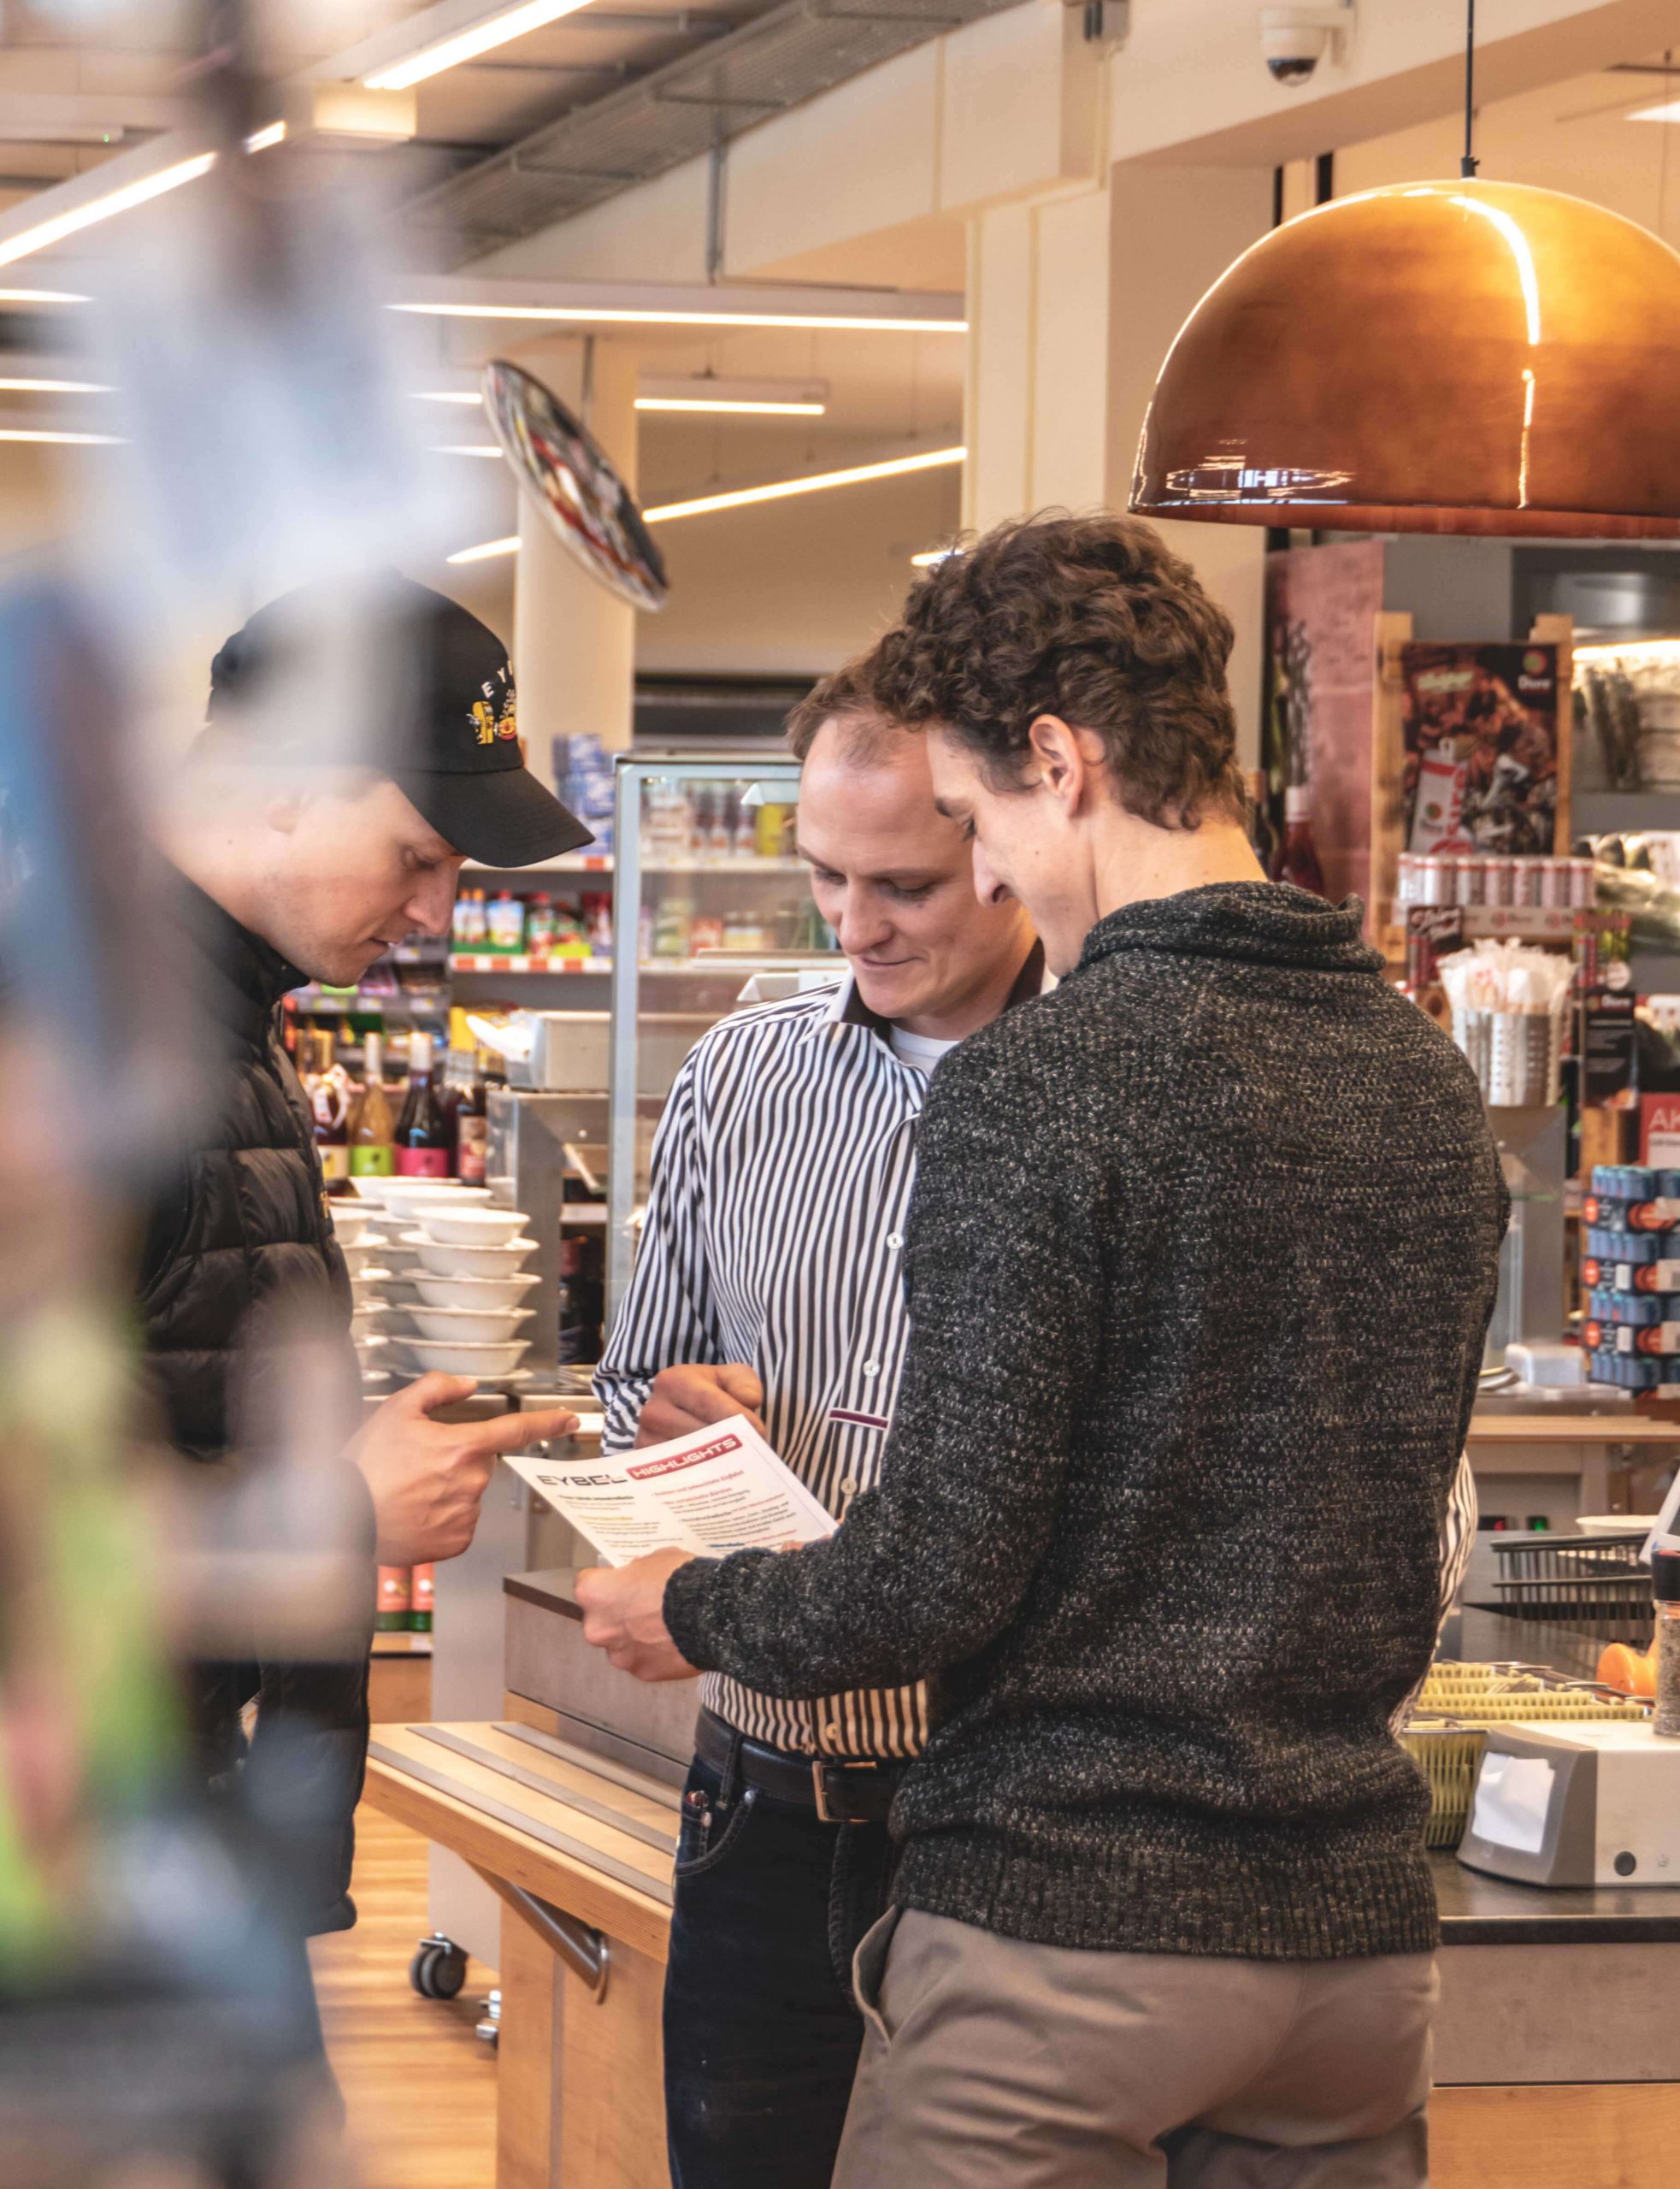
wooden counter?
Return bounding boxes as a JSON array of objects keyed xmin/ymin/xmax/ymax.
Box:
[{"xmin": 364, "ymin": 1718, "xmax": 678, "ymax": 2189}]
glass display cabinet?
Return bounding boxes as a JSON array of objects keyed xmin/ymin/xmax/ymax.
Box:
[{"xmin": 607, "ymin": 754, "xmax": 838, "ymax": 1308}]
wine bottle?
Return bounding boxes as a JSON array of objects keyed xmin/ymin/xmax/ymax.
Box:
[
  {"xmin": 310, "ymin": 1030, "xmax": 352, "ymax": 1195},
  {"xmin": 349, "ymin": 1028, "xmax": 396, "ymax": 1178},
  {"xmin": 395, "ymin": 1030, "xmax": 451, "ymax": 1178},
  {"xmin": 1278, "ymin": 785, "xmax": 1327, "ymax": 898},
  {"xmin": 453, "ymin": 1050, "xmax": 490, "ymax": 1186}
]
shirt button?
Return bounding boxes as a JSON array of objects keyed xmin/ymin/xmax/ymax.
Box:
[
  {"xmin": 840, "ymin": 1477, "xmax": 859, "ymax": 1498},
  {"xmin": 862, "ymin": 1360, "xmax": 880, "ymax": 1378},
  {"xmin": 822, "ymin": 1722, "xmax": 843, "ymax": 1745},
  {"xmin": 887, "ymin": 1232, "xmax": 903, "ymax": 1250}
]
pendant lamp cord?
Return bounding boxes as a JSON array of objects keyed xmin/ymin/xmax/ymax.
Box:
[{"xmin": 1461, "ymin": 0, "xmax": 1478, "ymax": 178}]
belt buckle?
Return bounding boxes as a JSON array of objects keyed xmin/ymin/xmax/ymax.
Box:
[{"xmin": 811, "ymin": 1759, "xmax": 874, "ymax": 1826}]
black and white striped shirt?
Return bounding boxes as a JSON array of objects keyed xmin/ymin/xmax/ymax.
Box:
[{"xmin": 596, "ymin": 963, "xmax": 1479, "ymax": 1760}]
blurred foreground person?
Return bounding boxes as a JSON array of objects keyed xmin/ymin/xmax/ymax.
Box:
[
  {"xmin": 580, "ymin": 517, "xmax": 1507, "ymax": 2189},
  {"xmin": 143, "ymin": 576, "xmax": 585, "ymax": 2047}
]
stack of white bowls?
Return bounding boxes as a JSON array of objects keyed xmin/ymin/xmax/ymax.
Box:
[
  {"xmin": 350, "ymin": 1180, "xmax": 539, "ymax": 1389},
  {"xmin": 329, "ymin": 1197, "xmax": 393, "ymax": 1390}
]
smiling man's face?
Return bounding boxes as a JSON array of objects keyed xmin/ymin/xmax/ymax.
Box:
[
  {"xmin": 256, "ymin": 774, "xmax": 466, "ymax": 985},
  {"xmin": 796, "ymin": 714, "xmax": 1032, "ymax": 1036}
]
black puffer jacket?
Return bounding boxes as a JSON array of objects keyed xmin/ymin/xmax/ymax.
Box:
[{"xmin": 139, "ymin": 875, "xmax": 373, "ymax": 1936}]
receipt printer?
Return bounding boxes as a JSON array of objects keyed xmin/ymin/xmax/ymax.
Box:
[{"xmin": 1457, "ymin": 1722, "xmax": 1680, "ymax": 1887}]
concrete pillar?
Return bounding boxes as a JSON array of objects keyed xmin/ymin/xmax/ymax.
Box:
[
  {"xmin": 963, "ymin": 184, "xmax": 1111, "ymax": 534},
  {"xmin": 509, "ymin": 335, "xmax": 640, "ymax": 785},
  {"xmin": 1105, "ymin": 162, "xmax": 1276, "ymax": 765}
]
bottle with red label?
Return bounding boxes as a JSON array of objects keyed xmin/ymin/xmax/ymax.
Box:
[
  {"xmin": 395, "ymin": 1030, "xmax": 452, "ymax": 1178},
  {"xmin": 411, "ymin": 1563, "xmax": 434, "ymax": 1633},
  {"xmin": 1278, "ymin": 785, "xmax": 1326, "ymax": 898}
]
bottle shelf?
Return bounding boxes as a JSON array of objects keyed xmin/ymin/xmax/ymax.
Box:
[
  {"xmin": 460, "ymin": 855, "xmax": 807, "ymax": 878},
  {"xmin": 449, "ymin": 954, "xmax": 828, "ymax": 976}
]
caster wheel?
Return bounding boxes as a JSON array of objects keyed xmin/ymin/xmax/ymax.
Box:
[{"xmin": 410, "ymin": 1936, "xmax": 469, "ymax": 2000}]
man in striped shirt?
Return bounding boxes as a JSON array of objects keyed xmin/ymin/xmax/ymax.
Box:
[{"xmin": 594, "ymin": 654, "xmax": 1041, "ymax": 2189}]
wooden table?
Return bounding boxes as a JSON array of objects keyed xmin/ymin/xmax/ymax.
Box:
[{"xmin": 363, "ymin": 1716, "xmax": 677, "ymax": 2189}]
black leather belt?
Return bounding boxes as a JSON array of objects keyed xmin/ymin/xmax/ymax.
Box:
[{"xmin": 695, "ymin": 1707, "xmax": 905, "ymax": 1826}]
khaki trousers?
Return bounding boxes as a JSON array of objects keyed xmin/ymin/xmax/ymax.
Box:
[{"xmin": 833, "ymin": 1909, "xmax": 1437, "ymax": 2189}]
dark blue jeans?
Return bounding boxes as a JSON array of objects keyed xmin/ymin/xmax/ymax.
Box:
[{"xmin": 663, "ymin": 1746, "xmax": 898, "ymax": 2189}]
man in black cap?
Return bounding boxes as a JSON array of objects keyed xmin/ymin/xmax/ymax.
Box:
[{"xmin": 143, "ymin": 573, "xmax": 586, "ymax": 2072}]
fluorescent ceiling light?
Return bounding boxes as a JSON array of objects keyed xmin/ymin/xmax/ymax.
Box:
[
  {"xmin": 1629, "ymin": 98, "xmax": 1680, "ymax": 122},
  {"xmin": 644, "ymin": 445, "xmax": 964, "ymax": 524},
  {"xmin": 910, "ymin": 547, "xmax": 958, "ymax": 567},
  {"xmin": 637, "ymin": 397, "xmax": 826, "ymax": 416},
  {"xmin": 394, "ymin": 301, "xmax": 965, "ymax": 333},
  {"xmin": 432, "ymin": 442, "xmax": 504, "ymax": 457},
  {"xmin": 0, "ymin": 427, "xmax": 121, "ymax": 444},
  {"xmin": 0, "ymin": 287, "xmax": 88, "ymax": 304},
  {"xmin": 0, "ymin": 150, "xmax": 215, "ymax": 270},
  {"xmin": 416, "ymin": 389, "xmax": 484, "ymax": 404},
  {"xmin": 446, "ymin": 445, "xmax": 965, "ymax": 559},
  {"xmin": 448, "ymin": 534, "xmax": 520, "ymax": 563},
  {"xmin": 636, "ymin": 375, "xmax": 829, "ymax": 417},
  {"xmin": 0, "ymin": 121, "xmax": 285, "ymax": 273},
  {"xmin": 0, "ymin": 375, "xmax": 109, "ymax": 393},
  {"xmin": 364, "ymin": 0, "xmax": 596, "ymax": 90}
]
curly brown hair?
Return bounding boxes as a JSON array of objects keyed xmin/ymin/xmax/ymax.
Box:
[{"xmin": 869, "ymin": 515, "xmax": 1244, "ymax": 829}]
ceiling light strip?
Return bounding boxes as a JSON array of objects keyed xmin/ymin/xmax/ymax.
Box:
[
  {"xmin": 393, "ymin": 301, "xmax": 966, "ymax": 333},
  {"xmin": 636, "ymin": 397, "xmax": 827, "ymax": 416},
  {"xmin": 365, "ymin": 0, "xmax": 596, "ymax": 90},
  {"xmin": 0, "ymin": 151, "xmax": 215, "ymax": 270},
  {"xmin": 642, "ymin": 445, "xmax": 964, "ymax": 523},
  {"xmin": 0, "ymin": 124, "xmax": 285, "ymax": 272},
  {"xmin": 448, "ymin": 535, "xmax": 521, "ymax": 563},
  {"xmin": 0, "ymin": 376, "xmax": 110, "ymax": 394},
  {"xmin": 0, "ymin": 428, "xmax": 121, "ymax": 445},
  {"xmin": 446, "ymin": 446, "xmax": 965, "ymax": 561}
]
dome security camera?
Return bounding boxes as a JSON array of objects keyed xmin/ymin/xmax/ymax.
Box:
[{"xmin": 1260, "ymin": 4, "xmax": 1353, "ymax": 88}]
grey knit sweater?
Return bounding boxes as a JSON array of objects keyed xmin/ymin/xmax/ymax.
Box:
[{"xmin": 663, "ymin": 883, "xmax": 1506, "ymax": 1961}]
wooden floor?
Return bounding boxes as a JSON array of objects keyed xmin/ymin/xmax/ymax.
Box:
[{"xmin": 310, "ymin": 1803, "xmax": 500, "ymax": 2189}]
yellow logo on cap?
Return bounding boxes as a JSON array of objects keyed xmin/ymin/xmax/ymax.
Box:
[{"xmin": 471, "ymin": 699, "xmax": 498, "ymax": 746}]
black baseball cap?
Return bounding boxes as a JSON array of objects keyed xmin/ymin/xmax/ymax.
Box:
[{"xmin": 206, "ymin": 574, "xmax": 592, "ymax": 865}]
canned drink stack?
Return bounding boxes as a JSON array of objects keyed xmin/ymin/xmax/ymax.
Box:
[
  {"xmin": 1453, "ymin": 855, "xmax": 1484, "ymax": 906},
  {"xmin": 1483, "ymin": 857, "xmax": 1515, "ymax": 907}
]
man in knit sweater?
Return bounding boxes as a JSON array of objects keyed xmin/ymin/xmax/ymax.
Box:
[{"xmin": 579, "ymin": 515, "xmax": 1507, "ymax": 2186}]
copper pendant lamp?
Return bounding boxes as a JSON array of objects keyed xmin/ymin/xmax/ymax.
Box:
[{"xmin": 1129, "ymin": 5, "xmax": 1680, "ymax": 540}]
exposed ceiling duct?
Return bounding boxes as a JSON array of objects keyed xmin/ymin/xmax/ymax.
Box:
[{"xmin": 405, "ymin": 0, "xmax": 1029, "ymax": 259}]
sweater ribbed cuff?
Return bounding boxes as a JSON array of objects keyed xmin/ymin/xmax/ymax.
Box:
[{"xmin": 663, "ymin": 1555, "xmax": 724, "ymax": 1673}]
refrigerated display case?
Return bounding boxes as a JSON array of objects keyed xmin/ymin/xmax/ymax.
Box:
[{"xmin": 607, "ymin": 753, "xmax": 837, "ymax": 1307}]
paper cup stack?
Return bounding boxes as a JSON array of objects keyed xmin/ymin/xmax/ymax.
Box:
[{"xmin": 347, "ymin": 1178, "xmax": 539, "ymax": 1389}]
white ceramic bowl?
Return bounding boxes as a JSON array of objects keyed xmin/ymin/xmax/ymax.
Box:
[
  {"xmin": 409, "ymin": 1305, "xmax": 534, "ymax": 1342},
  {"xmin": 1576, "ymin": 1513, "xmax": 1659, "ymax": 1536},
  {"xmin": 380, "ymin": 1181, "xmax": 493, "ymax": 1210},
  {"xmin": 395, "ymin": 1335, "xmax": 530, "ymax": 1378},
  {"xmin": 328, "ymin": 1204, "xmax": 372, "ymax": 1247},
  {"xmin": 412, "ymin": 1272, "xmax": 542, "ymax": 1311},
  {"xmin": 351, "ymin": 1301, "xmax": 388, "ymax": 1332},
  {"xmin": 405, "ymin": 1232, "xmax": 538, "ymax": 1278},
  {"xmin": 419, "ymin": 1207, "xmax": 530, "ymax": 1248},
  {"xmin": 338, "ymin": 1242, "xmax": 380, "ymax": 1277},
  {"xmin": 351, "ymin": 1331, "xmax": 389, "ymax": 1367},
  {"xmin": 349, "ymin": 1266, "xmax": 391, "ymax": 1295}
]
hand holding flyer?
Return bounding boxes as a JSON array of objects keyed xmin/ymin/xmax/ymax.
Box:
[{"xmin": 503, "ymin": 1413, "xmax": 836, "ymax": 1567}]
